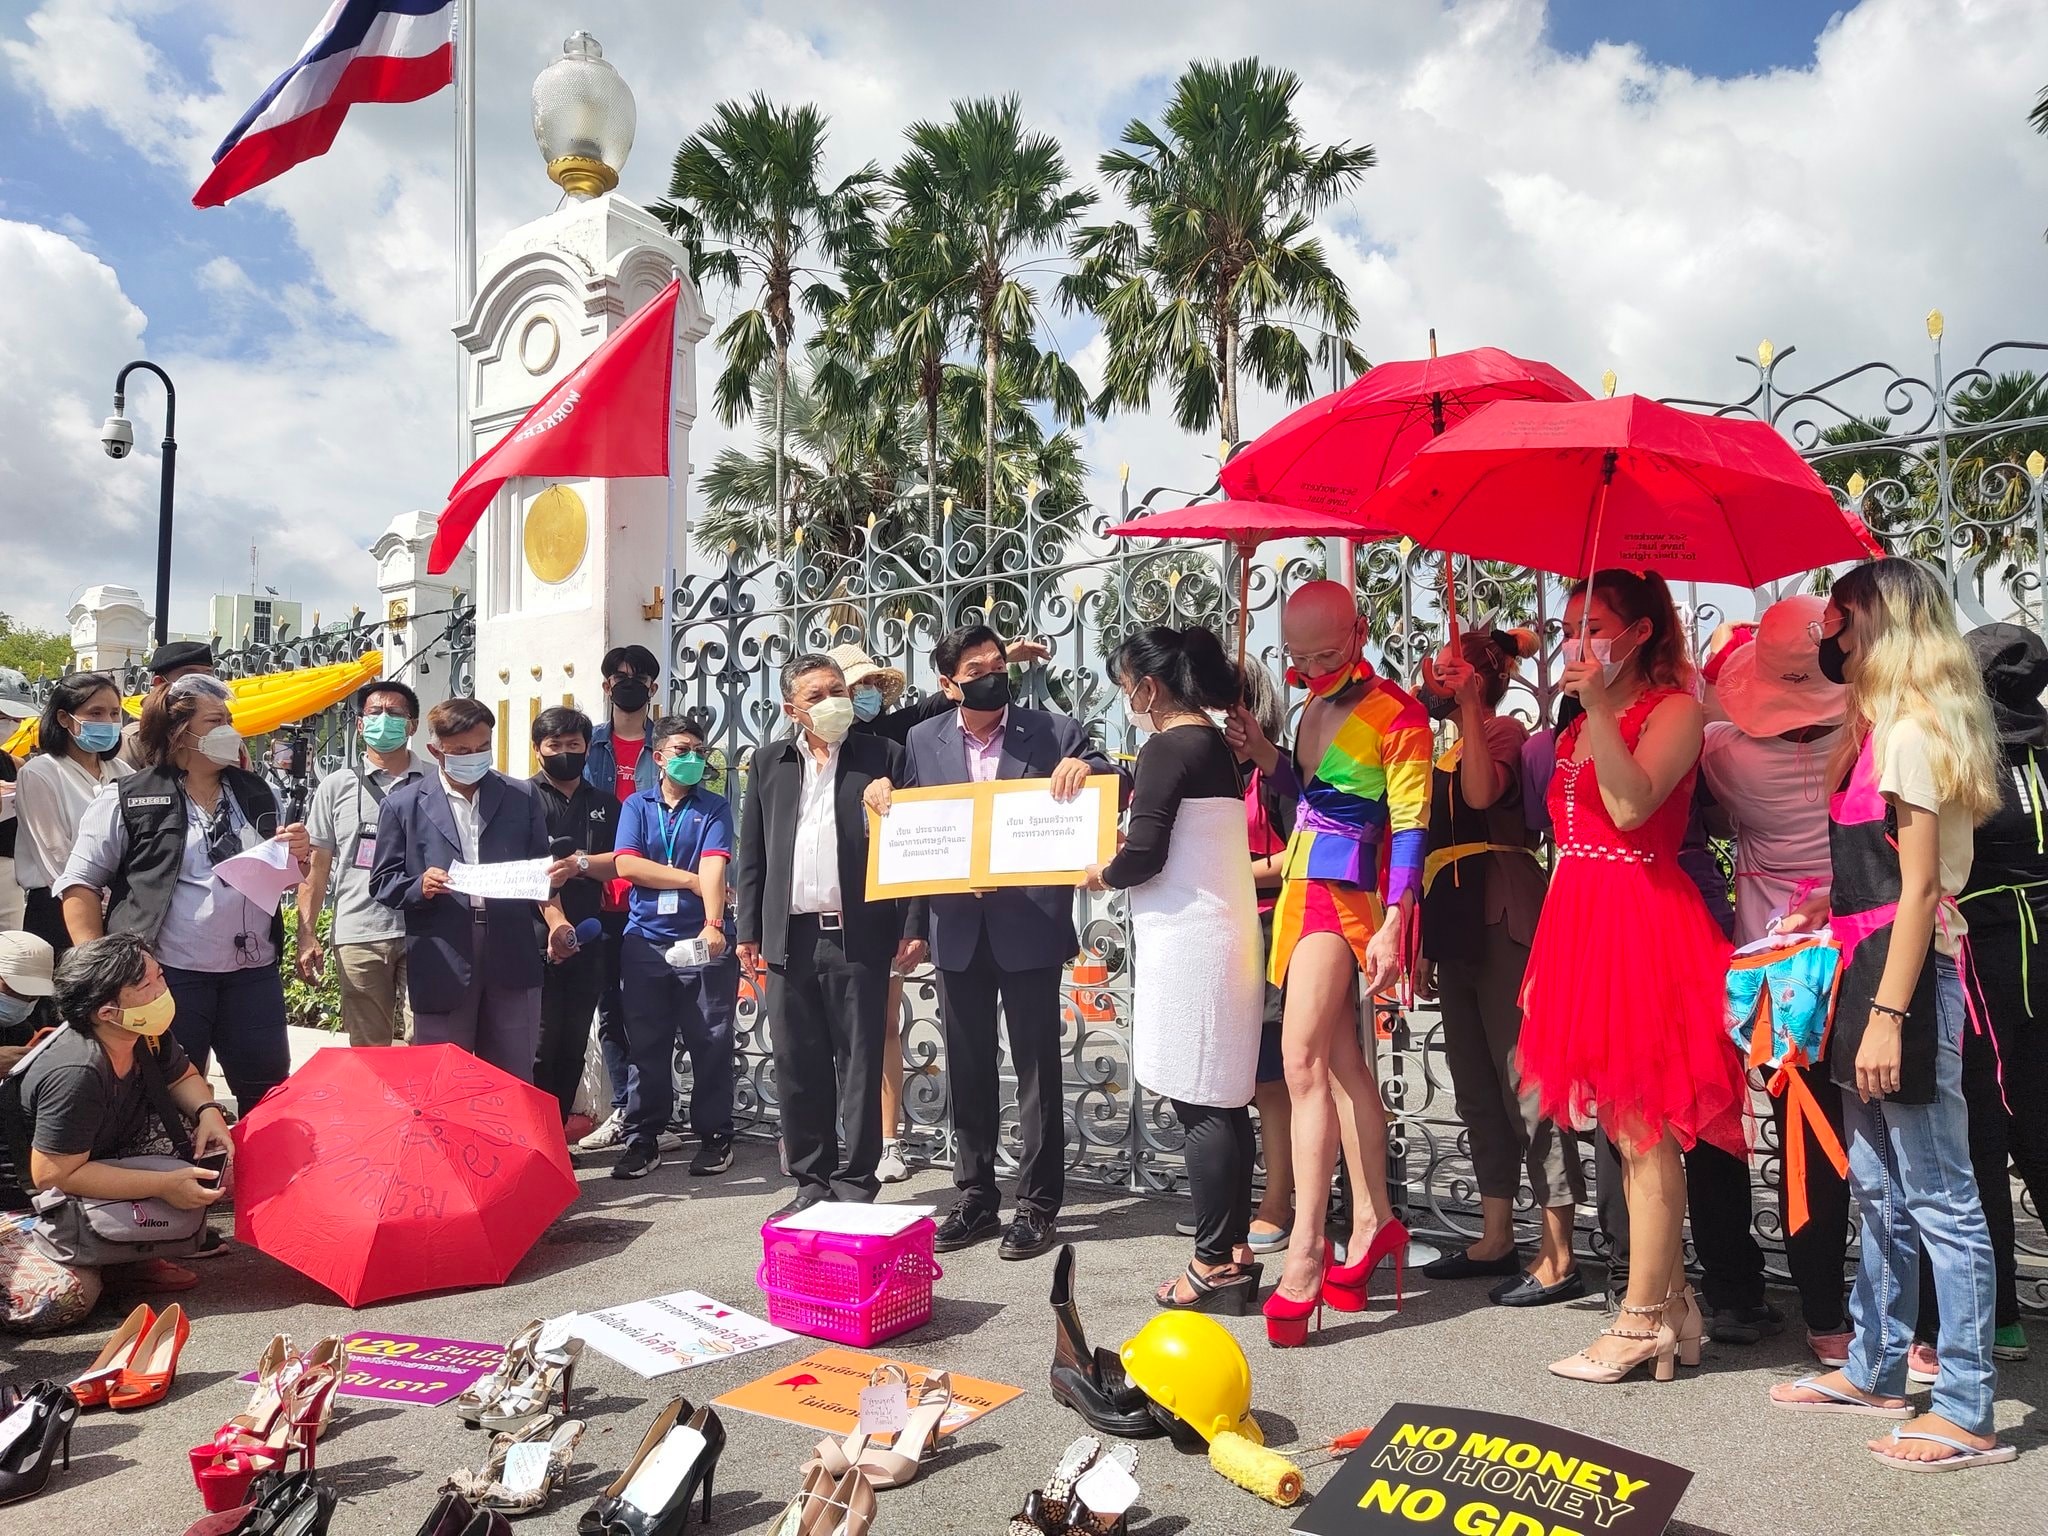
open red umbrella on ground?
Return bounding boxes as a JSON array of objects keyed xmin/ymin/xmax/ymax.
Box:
[
  {"xmin": 1108, "ymin": 499, "xmax": 1395, "ymax": 663},
  {"xmin": 1356, "ymin": 394, "xmax": 1883, "ymax": 590},
  {"xmin": 233, "ymin": 1045, "xmax": 578, "ymax": 1307}
]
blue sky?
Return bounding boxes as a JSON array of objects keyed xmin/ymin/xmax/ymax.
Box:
[{"xmin": 1546, "ymin": 0, "xmax": 1849, "ymax": 77}]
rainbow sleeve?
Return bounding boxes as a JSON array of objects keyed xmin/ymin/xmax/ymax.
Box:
[{"xmin": 1377, "ymin": 685, "xmax": 1432, "ymax": 906}]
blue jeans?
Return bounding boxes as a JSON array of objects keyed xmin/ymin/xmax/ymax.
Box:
[
  {"xmin": 618, "ymin": 935, "xmax": 737, "ymax": 1151},
  {"xmin": 1841, "ymin": 954, "xmax": 1998, "ymax": 1433},
  {"xmin": 163, "ymin": 962, "xmax": 291, "ymax": 1115}
]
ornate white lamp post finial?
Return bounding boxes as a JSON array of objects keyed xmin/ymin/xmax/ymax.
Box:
[{"xmin": 532, "ymin": 31, "xmax": 636, "ymax": 200}]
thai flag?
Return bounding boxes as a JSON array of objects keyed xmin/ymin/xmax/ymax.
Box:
[{"xmin": 193, "ymin": 1, "xmax": 456, "ymax": 208}]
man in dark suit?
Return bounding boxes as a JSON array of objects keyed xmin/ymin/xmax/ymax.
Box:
[
  {"xmin": 866, "ymin": 625, "xmax": 1118, "ymax": 1260},
  {"xmin": 371, "ymin": 697, "xmax": 574, "ymax": 1081},
  {"xmin": 736, "ymin": 653, "xmax": 924, "ymax": 1216}
]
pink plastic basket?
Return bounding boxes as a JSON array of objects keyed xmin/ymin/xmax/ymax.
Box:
[{"xmin": 756, "ymin": 1216, "xmax": 943, "ymax": 1347}]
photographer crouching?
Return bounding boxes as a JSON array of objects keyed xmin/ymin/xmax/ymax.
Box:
[{"xmin": 1, "ymin": 933, "xmax": 232, "ymax": 1334}]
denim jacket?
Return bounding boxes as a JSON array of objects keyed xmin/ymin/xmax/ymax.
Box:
[{"xmin": 584, "ymin": 720, "xmax": 656, "ymax": 797}]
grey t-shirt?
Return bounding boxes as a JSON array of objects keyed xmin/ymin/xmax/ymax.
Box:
[
  {"xmin": 22, "ymin": 1028, "xmax": 195, "ymax": 1162},
  {"xmin": 306, "ymin": 759, "xmax": 424, "ymax": 945}
]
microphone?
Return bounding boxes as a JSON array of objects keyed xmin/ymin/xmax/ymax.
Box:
[
  {"xmin": 572, "ymin": 916, "xmax": 605, "ymax": 948},
  {"xmin": 549, "ymin": 836, "xmax": 577, "ymax": 858}
]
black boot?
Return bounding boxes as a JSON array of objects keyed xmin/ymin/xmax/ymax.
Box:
[{"xmin": 1049, "ymin": 1244, "xmax": 1163, "ymax": 1438}]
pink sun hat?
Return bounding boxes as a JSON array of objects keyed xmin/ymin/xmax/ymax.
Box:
[{"xmin": 1716, "ymin": 594, "xmax": 1845, "ymax": 738}]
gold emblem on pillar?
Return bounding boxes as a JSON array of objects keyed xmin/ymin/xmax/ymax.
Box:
[{"xmin": 523, "ymin": 484, "xmax": 588, "ymax": 584}]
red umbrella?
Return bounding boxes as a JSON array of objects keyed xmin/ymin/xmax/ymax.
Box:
[
  {"xmin": 233, "ymin": 1045, "xmax": 578, "ymax": 1307},
  {"xmin": 1358, "ymin": 395, "xmax": 1883, "ymax": 591},
  {"xmin": 1220, "ymin": 344, "xmax": 1593, "ymax": 515},
  {"xmin": 1108, "ymin": 500, "xmax": 1394, "ymax": 663}
]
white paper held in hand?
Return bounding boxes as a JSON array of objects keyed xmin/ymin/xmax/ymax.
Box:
[
  {"xmin": 447, "ymin": 858, "xmax": 555, "ymax": 901},
  {"xmin": 875, "ymin": 796, "xmax": 976, "ymax": 886},
  {"xmin": 214, "ymin": 838, "xmax": 302, "ymax": 905},
  {"xmin": 857, "ymin": 1381, "xmax": 910, "ymax": 1436},
  {"xmin": 986, "ymin": 786, "xmax": 1100, "ymax": 875}
]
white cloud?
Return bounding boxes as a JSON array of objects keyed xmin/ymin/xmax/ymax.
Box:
[{"xmin": 2, "ymin": 0, "xmax": 2046, "ymax": 636}]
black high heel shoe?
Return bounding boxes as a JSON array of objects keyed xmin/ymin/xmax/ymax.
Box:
[
  {"xmin": 0, "ymin": 1382, "xmax": 79, "ymax": 1506},
  {"xmin": 1049, "ymin": 1246, "xmax": 1163, "ymax": 1438},
  {"xmin": 577, "ymin": 1399, "xmax": 726, "ymax": 1535}
]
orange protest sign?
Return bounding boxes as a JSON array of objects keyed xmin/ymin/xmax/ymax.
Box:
[{"xmin": 713, "ymin": 1347, "xmax": 1022, "ymax": 1437}]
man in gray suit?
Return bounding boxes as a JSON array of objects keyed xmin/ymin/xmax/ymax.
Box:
[{"xmin": 866, "ymin": 625, "xmax": 1118, "ymax": 1260}]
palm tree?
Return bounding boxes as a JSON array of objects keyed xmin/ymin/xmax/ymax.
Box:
[
  {"xmin": 654, "ymin": 96, "xmax": 880, "ymax": 544},
  {"xmin": 1063, "ymin": 57, "xmax": 1373, "ymax": 445},
  {"xmin": 889, "ymin": 95, "xmax": 1093, "ymax": 518}
]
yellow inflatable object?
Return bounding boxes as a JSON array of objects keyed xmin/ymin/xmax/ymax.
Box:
[
  {"xmin": 1118, "ymin": 1311, "xmax": 1260, "ymax": 1445},
  {"xmin": 2, "ymin": 652, "xmax": 384, "ymax": 758},
  {"xmin": 1208, "ymin": 1431, "xmax": 1303, "ymax": 1506}
]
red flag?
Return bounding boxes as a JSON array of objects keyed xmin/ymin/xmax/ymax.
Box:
[{"xmin": 428, "ymin": 278, "xmax": 680, "ymax": 574}]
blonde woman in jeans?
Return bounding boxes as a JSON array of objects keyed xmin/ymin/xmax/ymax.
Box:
[{"xmin": 1769, "ymin": 559, "xmax": 2010, "ymax": 1471}]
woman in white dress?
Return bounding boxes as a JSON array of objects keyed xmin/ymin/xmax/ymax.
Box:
[
  {"xmin": 1085, "ymin": 625, "xmax": 1265, "ymax": 1312},
  {"xmin": 14, "ymin": 673, "xmax": 130, "ymax": 956}
]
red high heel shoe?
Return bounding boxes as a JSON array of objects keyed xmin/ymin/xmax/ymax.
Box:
[
  {"xmin": 1323, "ymin": 1218, "xmax": 1409, "ymax": 1313},
  {"xmin": 188, "ymin": 1364, "xmax": 340, "ymax": 1510},
  {"xmin": 108, "ymin": 1302, "xmax": 189, "ymax": 1410},
  {"xmin": 1261, "ymin": 1285, "xmax": 1322, "ymax": 1348}
]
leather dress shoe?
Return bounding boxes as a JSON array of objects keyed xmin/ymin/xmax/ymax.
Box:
[
  {"xmin": 771, "ymin": 1189, "xmax": 834, "ymax": 1222},
  {"xmin": 1001, "ymin": 1210, "xmax": 1059, "ymax": 1260},
  {"xmin": 1489, "ymin": 1269, "xmax": 1588, "ymax": 1307},
  {"xmin": 934, "ymin": 1205, "xmax": 1003, "ymax": 1252},
  {"xmin": 1422, "ymin": 1248, "xmax": 1522, "ymax": 1280}
]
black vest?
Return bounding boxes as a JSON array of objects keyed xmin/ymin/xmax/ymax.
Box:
[{"xmin": 105, "ymin": 765, "xmax": 286, "ymax": 953}]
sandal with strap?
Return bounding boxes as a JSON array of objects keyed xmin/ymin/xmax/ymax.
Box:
[
  {"xmin": 1154, "ymin": 1262, "xmax": 1261, "ymax": 1315},
  {"xmin": 455, "ymin": 1321, "xmax": 544, "ymax": 1427},
  {"xmin": 801, "ymin": 1364, "xmax": 908, "ymax": 1479},
  {"xmin": 855, "ymin": 1370, "xmax": 954, "ymax": 1490},
  {"xmin": 1868, "ymin": 1425, "xmax": 2018, "ymax": 1472},
  {"xmin": 448, "ymin": 1417, "xmax": 586, "ymax": 1513},
  {"xmin": 478, "ymin": 1329, "xmax": 581, "ymax": 1434},
  {"xmin": 1547, "ymin": 1301, "xmax": 1678, "ymax": 1383},
  {"xmin": 1769, "ymin": 1376, "xmax": 1912, "ymax": 1418}
]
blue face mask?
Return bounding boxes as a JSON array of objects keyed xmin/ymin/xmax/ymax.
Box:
[
  {"xmin": 0, "ymin": 992, "xmax": 34, "ymax": 1025},
  {"xmin": 851, "ymin": 686, "xmax": 884, "ymax": 722},
  {"xmin": 71, "ymin": 719, "xmax": 122, "ymax": 754}
]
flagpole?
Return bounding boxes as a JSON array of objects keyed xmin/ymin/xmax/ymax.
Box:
[
  {"xmin": 662, "ymin": 297, "xmax": 679, "ymax": 706},
  {"xmin": 453, "ymin": 0, "xmax": 477, "ymax": 475}
]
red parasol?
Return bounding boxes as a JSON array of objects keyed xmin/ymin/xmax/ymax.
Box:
[
  {"xmin": 1221, "ymin": 342, "xmax": 1591, "ymax": 635},
  {"xmin": 1108, "ymin": 500, "xmax": 1394, "ymax": 663},
  {"xmin": 1357, "ymin": 395, "xmax": 1883, "ymax": 592},
  {"xmin": 232, "ymin": 1045, "xmax": 578, "ymax": 1308}
]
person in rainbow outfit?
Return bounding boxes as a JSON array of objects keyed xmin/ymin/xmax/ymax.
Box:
[{"xmin": 1228, "ymin": 580, "xmax": 1431, "ymax": 1345}]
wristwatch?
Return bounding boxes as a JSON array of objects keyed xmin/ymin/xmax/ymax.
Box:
[
  {"xmin": 197, "ymin": 1101, "xmax": 233, "ymax": 1125},
  {"xmin": 575, "ymin": 854, "xmax": 591, "ymax": 875}
]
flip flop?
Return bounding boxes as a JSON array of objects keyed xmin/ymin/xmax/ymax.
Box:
[
  {"xmin": 1868, "ymin": 1426, "xmax": 2017, "ymax": 1472},
  {"xmin": 1769, "ymin": 1376, "xmax": 1912, "ymax": 1418}
]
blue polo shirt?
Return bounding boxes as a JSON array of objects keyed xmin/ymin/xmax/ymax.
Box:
[{"xmin": 614, "ymin": 784, "xmax": 735, "ymax": 944}]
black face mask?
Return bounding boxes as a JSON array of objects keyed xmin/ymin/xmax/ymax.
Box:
[
  {"xmin": 610, "ymin": 679, "xmax": 651, "ymax": 713},
  {"xmin": 1816, "ymin": 633, "xmax": 1851, "ymax": 686},
  {"xmin": 541, "ymin": 750, "xmax": 587, "ymax": 783},
  {"xmin": 958, "ymin": 671, "xmax": 1012, "ymax": 712},
  {"xmin": 1417, "ymin": 682, "xmax": 1459, "ymax": 721}
]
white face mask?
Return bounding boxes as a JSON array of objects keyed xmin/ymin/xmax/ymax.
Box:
[
  {"xmin": 193, "ymin": 723, "xmax": 242, "ymax": 766},
  {"xmin": 1124, "ymin": 687, "xmax": 1158, "ymax": 738},
  {"xmin": 1564, "ymin": 630, "xmax": 1637, "ymax": 685},
  {"xmin": 440, "ymin": 749, "xmax": 492, "ymax": 785},
  {"xmin": 802, "ymin": 696, "xmax": 856, "ymax": 744}
]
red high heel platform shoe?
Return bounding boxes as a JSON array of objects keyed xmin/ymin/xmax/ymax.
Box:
[{"xmin": 1323, "ymin": 1218, "xmax": 1409, "ymax": 1313}]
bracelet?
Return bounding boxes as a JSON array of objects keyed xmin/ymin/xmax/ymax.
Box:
[
  {"xmin": 1869, "ymin": 1002, "xmax": 1910, "ymax": 1023},
  {"xmin": 196, "ymin": 1102, "xmax": 233, "ymax": 1123}
]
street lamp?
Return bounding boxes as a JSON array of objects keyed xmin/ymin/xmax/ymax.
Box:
[
  {"xmin": 102, "ymin": 360, "xmax": 177, "ymax": 647},
  {"xmin": 531, "ymin": 32, "xmax": 636, "ymax": 200}
]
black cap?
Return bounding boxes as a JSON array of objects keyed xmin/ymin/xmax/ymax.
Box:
[
  {"xmin": 601, "ymin": 644, "xmax": 661, "ymax": 681},
  {"xmin": 148, "ymin": 640, "xmax": 214, "ymax": 676},
  {"xmin": 1967, "ymin": 623, "xmax": 2048, "ymax": 748}
]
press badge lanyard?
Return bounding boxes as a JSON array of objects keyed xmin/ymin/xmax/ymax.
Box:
[{"xmin": 654, "ymin": 798, "xmax": 690, "ymax": 916}]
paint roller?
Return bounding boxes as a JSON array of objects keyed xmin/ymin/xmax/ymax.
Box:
[{"xmin": 1207, "ymin": 1426, "xmax": 1372, "ymax": 1507}]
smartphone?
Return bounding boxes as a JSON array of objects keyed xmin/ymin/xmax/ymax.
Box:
[{"xmin": 193, "ymin": 1150, "xmax": 229, "ymax": 1180}]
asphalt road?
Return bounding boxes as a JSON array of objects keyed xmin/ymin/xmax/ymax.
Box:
[{"xmin": 2, "ymin": 1135, "xmax": 2041, "ymax": 1536}]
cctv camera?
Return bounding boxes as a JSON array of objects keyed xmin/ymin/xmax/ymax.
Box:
[{"xmin": 101, "ymin": 416, "xmax": 135, "ymax": 459}]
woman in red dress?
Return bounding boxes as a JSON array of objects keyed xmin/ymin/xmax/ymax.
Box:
[{"xmin": 1518, "ymin": 568, "xmax": 1744, "ymax": 1383}]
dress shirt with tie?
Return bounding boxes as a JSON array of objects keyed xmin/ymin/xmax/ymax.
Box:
[{"xmin": 790, "ymin": 738, "xmax": 843, "ymax": 914}]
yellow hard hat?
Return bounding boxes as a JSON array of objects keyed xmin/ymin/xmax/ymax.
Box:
[{"xmin": 1118, "ymin": 1312, "xmax": 1261, "ymax": 1445}]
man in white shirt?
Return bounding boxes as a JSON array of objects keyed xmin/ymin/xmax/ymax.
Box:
[{"xmin": 735, "ymin": 654, "xmax": 925, "ymax": 1216}]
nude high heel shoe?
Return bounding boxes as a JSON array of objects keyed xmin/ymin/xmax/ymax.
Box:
[
  {"xmin": 1548, "ymin": 1301, "xmax": 1679, "ymax": 1383},
  {"xmin": 1666, "ymin": 1283, "xmax": 1704, "ymax": 1369}
]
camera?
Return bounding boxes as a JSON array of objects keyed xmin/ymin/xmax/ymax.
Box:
[{"xmin": 101, "ymin": 415, "xmax": 135, "ymax": 459}]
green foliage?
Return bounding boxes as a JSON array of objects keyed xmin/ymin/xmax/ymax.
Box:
[
  {"xmin": 280, "ymin": 905, "xmax": 342, "ymax": 1032},
  {"xmin": 0, "ymin": 612, "xmax": 73, "ymax": 681},
  {"xmin": 1063, "ymin": 57, "xmax": 1373, "ymax": 444}
]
